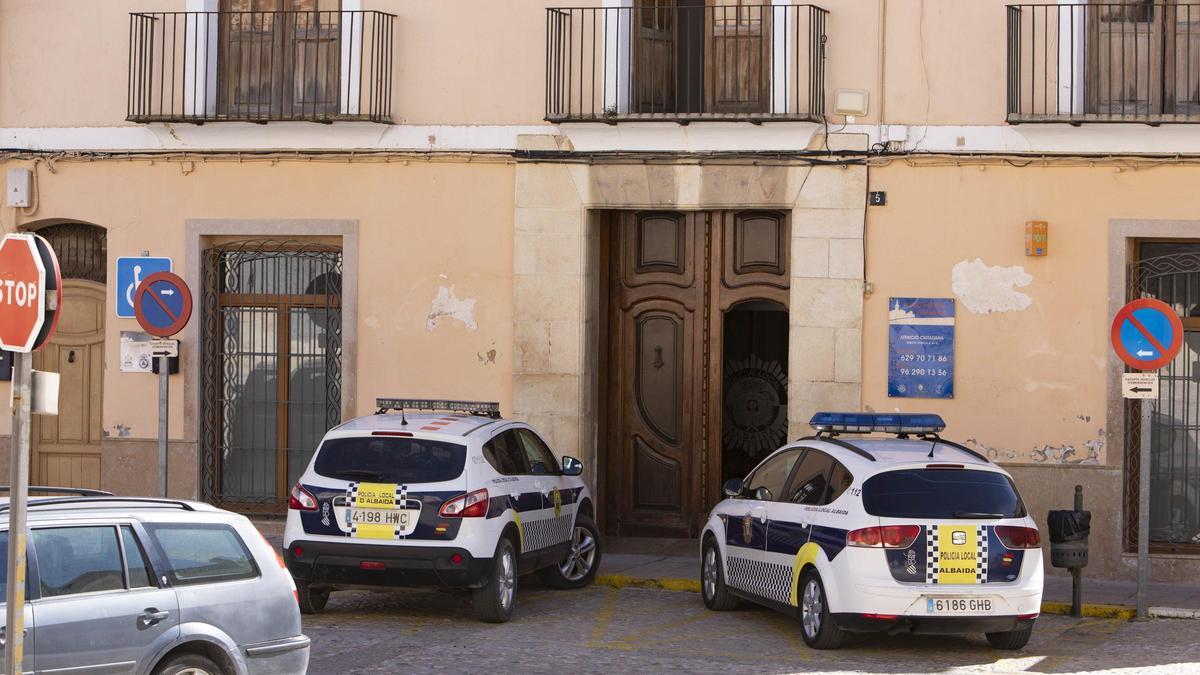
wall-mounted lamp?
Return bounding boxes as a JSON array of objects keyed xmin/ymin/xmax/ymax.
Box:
[
  {"xmin": 834, "ymin": 89, "xmax": 870, "ymax": 123},
  {"xmin": 1025, "ymin": 221, "xmax": 1048, "ymax": 256}
]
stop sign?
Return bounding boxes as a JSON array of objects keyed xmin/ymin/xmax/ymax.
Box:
[{"xmin": 0, "ymin": 234, "xmax": 60, "ymax": 352}]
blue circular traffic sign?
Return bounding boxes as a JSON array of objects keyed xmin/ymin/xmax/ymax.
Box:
[
  {"xmin": 134, "ymin": 271, "xmax": 192, "ymax": 337},
  {"xmin": 1111, "ymin": 298, "xmax": 1183, "ymax": 371}
]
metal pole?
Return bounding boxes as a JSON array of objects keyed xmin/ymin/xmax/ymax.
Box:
[
  {"xmin": 158, "ymin": 356, "xmax": 169, "ymax": 497},
  {"xmin": 5, "ymin": 353, "xmax": 32, "ymax": 674},
  {"xmin": 1071, "ymin": 484, "xmax": 1083, "ymax": 618},
  {"xmin": 1137, "ymin": 398, "xmax": 1152, "ymax": 619}
]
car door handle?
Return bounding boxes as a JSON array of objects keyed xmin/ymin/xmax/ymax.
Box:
[
  {"xmin": 0, "ymin": 627, "xmax": 27, "ymax": 646},
  {"xmin": 138, "ymin": 609, "xmax": 170, "ymax": 628}
]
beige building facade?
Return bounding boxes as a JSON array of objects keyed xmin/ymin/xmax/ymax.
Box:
[{"xmin": 0, "ymin": 0, "xmax": 1198, "ymax": 582}]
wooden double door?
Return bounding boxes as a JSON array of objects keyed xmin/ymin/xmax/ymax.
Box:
[
  {"xmin": 603, "ymin": 210, "xmax": 790, "ymax": 537},
  {"xmin": 219, "ymin": 0, "xmax": 342, "ymax": 119},
  {"xmin": 633, "ymin": 0, "xmax": 771, "ymax": 115}
]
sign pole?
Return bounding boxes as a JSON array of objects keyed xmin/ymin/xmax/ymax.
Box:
[
  {"xmin": 5, "ymin": 352, "xmax": 32, "ymax": 674},
  {"xmin": 158, "ymin": 356, "xmax": 169, "ymax": 497},
  {"xmin": 1137, "ymin": 399, "xmax": 1152, "ymax": 619}
]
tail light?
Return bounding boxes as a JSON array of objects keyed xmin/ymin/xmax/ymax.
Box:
[
  {"xmin": 255, "ymin": 530, "xmax": 287, "ymax": 570},
  {"xmin": 995, "ymin": 525, "xmax": 1040, "ymax": 549},
  {"xmin": 439, "ymin": 489, "xmax": 489, "ymax": 518},
  {"xmin": 847, "ymin": 525, "xmax": 921, "ymax": 549},
  {"xmin": 288, "ymin": 483, "xmax": 318, "ymax": 511}
]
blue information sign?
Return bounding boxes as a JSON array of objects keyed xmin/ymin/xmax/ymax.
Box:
[
  {"xmin": 888, "ymin": 298, "xmax": 955, "ymax": 399},
  {"xmin": 116, "ymin": 256, "xmax": 172, "ymax": 318}
]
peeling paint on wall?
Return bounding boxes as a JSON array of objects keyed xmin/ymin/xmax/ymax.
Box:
[
  {"xmin": 112, "ymin": 424, "xmax": 132, "ymax": 438},
  {"xmin": 966, "ymin": 427, "xmax": 1104, "ymax": 465},
  {"xmin": 477, "ymin": 349, "xmax": 497, "ymax": 365},
  {"xmin": 951, "ymin": 258, "xmax": 1033, "ymax": 314},
  {"xmin": 426, "ymin": 285, "xmax": 478, "ymax": 331}
]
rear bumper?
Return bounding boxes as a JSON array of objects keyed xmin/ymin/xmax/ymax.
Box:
[
  {"xmin": 832, "ymin": 613, "xmax": 1036, "ymax": 635},
  {"xmin": 285, "ymin": 540, "xmax": 490, "ymax": 588},
  {"xmin": 244, "ymin": 635, "xmax": 310, "ymax": 675}
]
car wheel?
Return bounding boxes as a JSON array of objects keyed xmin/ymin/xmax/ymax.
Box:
[
  {"xmin": 798, "ymin": 569, "xmax": 846, "ymax": 649},
  {"xmin": 153, "ymin": 653, "xmax": 225, "ymax": 675},
  {"xmin": 701, "ymin": 536, "xmax": 739, "ymax": 611},
  {"xmin": 539, "ymin": 515, "xmax": 602, "ymax": 589},
  {"xmin": 296, "ymin": 581, "xmax": 330, "ymax": 614},
  {"xmin": 986, "ymin": 624, "xmax": 1034, "ymax": 650},
  {"xmin": 473, "ymin": 537, "xmax": 518, "ymax": 623}
]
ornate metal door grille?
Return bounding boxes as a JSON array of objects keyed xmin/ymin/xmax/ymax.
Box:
[
  {"xmin": 33, "ymin": 222, "xmax": 107, "ymax": 283},
  {"xmin": 1125, "ymin": 246, "xmax": 1200, "ymax": 553},
  {"xmin": 201, "ymin": 240, "xmax": 342, "ymax": 512}
]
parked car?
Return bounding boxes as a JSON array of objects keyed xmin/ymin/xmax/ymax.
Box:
[
  {"xmin": 0, "ymin": 489, "xmax": 309, "ymax": 674},
  {"xmin": 283, "ymin": 398, "xmax": 601, "ymax": 623},
  {"xmin": 701, "ymin": 412, "xmax": 1043, "ymax": 650}
]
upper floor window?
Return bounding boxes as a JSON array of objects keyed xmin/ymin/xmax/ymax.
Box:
[
  {"xmin": 546, "ymin": 2, "xmax": 828, "ymax": 123},
  {"xmin": 1008, "ymin": 1, "xmax": 1200, "ymax": 123},
  {"xmin": 128, "ymin": 1, "xmax": 395, "ymax": 123}
]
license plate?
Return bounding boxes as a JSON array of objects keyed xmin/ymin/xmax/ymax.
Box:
[
  {"xmin": 925, "ymin": 597, "xmax": 996, "ymax": 615},
  {"xmin": 351, "ymin": 508, "xmax": 416, "ymax": 528}
]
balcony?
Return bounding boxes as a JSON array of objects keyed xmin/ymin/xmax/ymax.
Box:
[
  {"xmin": 545, "ymin": 4, "xmax": 827, "ymax": 123},
  {"xmin": 1008, "ymin": 3, "xmax": 1200, "ymax": 124},
  {"xmin": 128, "ymin": 10, "xmax": 394, "ymax": 124}
]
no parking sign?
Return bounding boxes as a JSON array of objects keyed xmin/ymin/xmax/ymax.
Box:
[{"xmin": 1110, "ymin": 298, "xmax": 1183, "ymax": 371}]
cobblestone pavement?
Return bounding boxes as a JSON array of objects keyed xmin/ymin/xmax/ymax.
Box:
[{"xmin": 303, "ymin": 582, "xmax": 1200, "ymax": 674}]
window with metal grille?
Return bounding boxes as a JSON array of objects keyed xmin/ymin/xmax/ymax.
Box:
[{"xmin": 200, "ymin": 240, "xmax": 342, "ymax": 512}]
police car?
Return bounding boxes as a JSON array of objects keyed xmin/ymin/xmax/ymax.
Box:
[
  {"xmin": 283, "ymin": 399, "xmax": 601, "ymax": 623},
  {"xmin": 701, "ymin": 412, "xmax": 1043, "ymax": 650}
]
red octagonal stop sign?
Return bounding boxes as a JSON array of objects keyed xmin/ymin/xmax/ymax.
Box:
[{"xmin": 0, "ymin": 234, "xmax": 56, "ymax": 352}]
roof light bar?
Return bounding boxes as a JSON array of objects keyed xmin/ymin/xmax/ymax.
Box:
[
  {"xmin": 375, "ymin": 398, "xmax": 501, "ymax": 419},
  {"xmin": 809, "ymin": 412, "xmax": 946, "ymax": 435}
]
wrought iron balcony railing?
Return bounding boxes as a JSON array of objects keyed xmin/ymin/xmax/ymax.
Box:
[
  {"xmin": 128, "ymin": 10, "xmax": 394, "ymax": 124},
  {"xmin": 546, "ymin": 4, "xmax": 827, "ymax": 123},
  {"xmin": 1008, "ymin": 3, "xmax": 1200, "ymax": 123}
]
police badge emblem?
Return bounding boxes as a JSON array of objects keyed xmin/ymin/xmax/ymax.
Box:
[
  {"xmin": 552, "ymin": 487, "xmax": 563, "ymax": 518},
  {"xmin": 320, "ymin": 500, "xmax": 332, "ymax": 527},
  {"xmin": 742, "ymin": 513, "xmax": 753, "ymax": 545}
]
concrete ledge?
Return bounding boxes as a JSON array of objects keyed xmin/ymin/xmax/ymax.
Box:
[
  {"xmin": 1041, "ymin": 601, "xmax": 1136, "ymax": 620},
  {"xmin": 596, "ymin": 573, "xmax": 701, "ymax": 593}
]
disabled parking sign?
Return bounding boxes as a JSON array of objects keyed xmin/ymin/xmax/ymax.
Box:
[
  {"xmin": 1111, "ymin": 298, "xmax": 1183, "ymax": 371},
  {"xmin": 115, "ymin": 256, "xmax": 172, "ymax": 318}
]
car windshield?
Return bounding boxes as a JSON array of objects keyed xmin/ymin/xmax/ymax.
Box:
[
  {"xmin": 862, "ymin": 469, "xmax": 1026, "ymax": 519},
  {"xmin": 313, "ymin": 436, "xmax": 467, "ymax": 484}
]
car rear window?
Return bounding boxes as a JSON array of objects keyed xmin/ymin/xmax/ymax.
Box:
[
  {"xmin": 314, "ymin": 436, "xmax": 467, "ymax": 484},
  {"xmin": 146, "ymin": 523, "xmax": 258, "ymax": 585},
  {"xmin": 862, "ymin": 469, "xmax": 1026, "ymax": 519}
]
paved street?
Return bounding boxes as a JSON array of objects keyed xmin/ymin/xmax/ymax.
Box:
[{"xmin": 304, "ymin": 582, "xmax": 1200, "ymax": 674}]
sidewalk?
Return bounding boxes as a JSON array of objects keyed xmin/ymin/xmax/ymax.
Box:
[{"xmin": 253, "ymin": 522, "xmax": 1199, "ymax": 619}]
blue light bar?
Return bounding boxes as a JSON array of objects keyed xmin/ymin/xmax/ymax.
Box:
[{"xmin": 809, "ymin": 412, "xmax": 946, "ymax": 435}]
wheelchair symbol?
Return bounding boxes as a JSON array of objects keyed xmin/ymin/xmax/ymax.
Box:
[{"xmin": 125, "ymin": 265, "xmax": 143, "ymax": 310}]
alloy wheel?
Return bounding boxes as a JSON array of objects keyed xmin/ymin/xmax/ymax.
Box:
[
  {"xmin": 559, "ymin": 525, "xmax": 598, "ymax": 581},
  {"xmin": 702, "ymin": 547, "xmax": 718, "ymax": 600},
  {"xmin": 801, "ymin": 578, "xmax": 823, "ymax": 638},
  {"xmin": 498, "ymin": 550, "xmax": 515, "ymax": 610}
]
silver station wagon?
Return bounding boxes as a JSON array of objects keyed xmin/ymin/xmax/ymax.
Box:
[{"xmin": 0, "ymin": 491, "xmax": 309, "ymax": 675}]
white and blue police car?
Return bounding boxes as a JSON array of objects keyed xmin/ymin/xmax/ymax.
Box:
[
  {"xmin": 283, "ymin": 398, "xmax": 601, "ymax": 623},
  {"xmin": 701, "ymin": 412, "xmax": 1043, "ymax": 650}
]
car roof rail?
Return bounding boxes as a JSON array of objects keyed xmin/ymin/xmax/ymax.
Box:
[
  {"xmin": 800, "ymin": 434, "xmax": 877, "ymax": 462},
  {"xmin": 918, "ymin": 434, "xmax": 992, "ymax": 464},
  {"xmin": 0, "ymin": 496, "xmax": 197, "ymax": 513},
  {"xmin": 0, "ymin": 486, "xmax": 114, "ymax": 497}
]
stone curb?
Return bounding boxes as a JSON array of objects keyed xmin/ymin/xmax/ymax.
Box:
[{"xmin": 595, "ymin": 574, "xmax": 1200, "ymax": 621}]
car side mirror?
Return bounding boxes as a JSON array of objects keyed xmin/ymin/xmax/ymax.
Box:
[
  {"xmin": 561, "ymin": 456, "xmax": 584, "ymax": 476},
  {"xmin": 723, "ymin": 478, "xmax": 744, "ymax": 498}
]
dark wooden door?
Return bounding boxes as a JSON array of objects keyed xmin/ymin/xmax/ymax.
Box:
[
  {"xmin": 706, "ymin": 0, "xmax": 770, "ymax": 114},
  {"xmin": 605, "ymin": 210, "xmax": 789, "ymax": 537},
  {"xmin": 633, "ymin": 0, "xmax": 676, "ymax": 113},
  {"xmin": 220, "ymin": 0, "xmax": 340, "ymax": 120}
]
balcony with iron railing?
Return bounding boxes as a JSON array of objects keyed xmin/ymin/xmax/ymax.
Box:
[
  {"xmin": 1008, "ymin": 3, "xmax": 1200, "ymax": 124},
  {"xmin": 128, "ymin": 10, "xmax": 394, "ymax": 124},
  {"xmin": 545, "ymin": 4, "xmax": 827, "ymax": 123}
]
